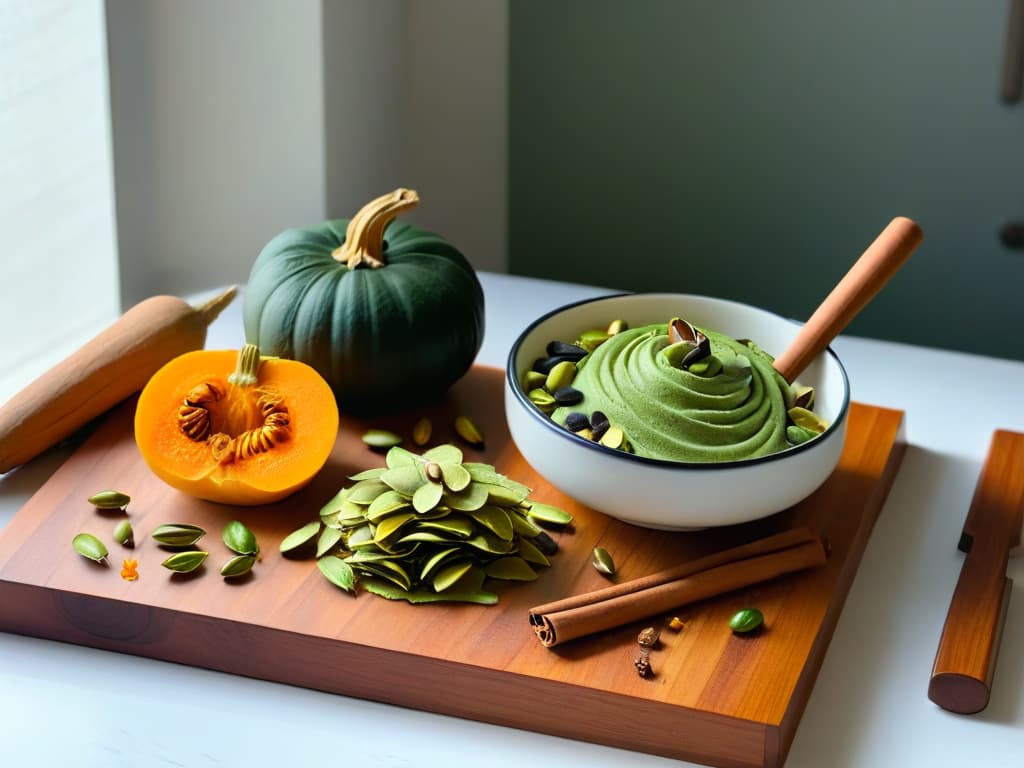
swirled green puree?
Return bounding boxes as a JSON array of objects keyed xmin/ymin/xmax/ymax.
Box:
[{"xmin": 552, "ymin": 323, "xmax": 792, "ymax": 462}]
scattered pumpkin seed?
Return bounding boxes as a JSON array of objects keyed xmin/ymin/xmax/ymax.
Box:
[
  {"xmin": 590, "ymin": 411, "xmax": 610, "ymax": 441},
  {"xmin": 576, "ymin": 329, "xmax": 610, "ymax": 351},
  {"xmin": 88, "ymin": 490, "xmax": 131, "ymax": 510},
  {"xmin": 599, "ymin": 426, "xmax": 626, "ymax": 450},
  {"xmin": 791, "ymin": 385, "xmax": 815, "ymax": 410},
  {"xmin": 591, "ymin": 546, "xmax": 616, "ymax": 576},
  {"xmin": 532, "ymin": 354, "xmax": 576, "ymax": 374},
  {"xmin": 411, "ymin": 417, "xmax": 432, "ymax": 446},
  {"xmin": 112, "ymin": 519, "xmax": 134, "ymax": 548},
  {"xmin": 317, "ymin": 526, "xmax": 344, "ymax": 558},
  {"xmin": 453, "ymin": 415, "xmax": 485, "ymax": 447},
  {"xmin": 484, "ymin": 556, "xmax": 538, "ymax": 581},
  {"xmin": 362, "ymin": 429, "xmax": 404, "ymax": 450},
  {"xmin": 220, "ymin": 554, "xmax": 256, "ymax": 578},
  {"xmin": 729, "ymin": 607, "xmax": 764, "ymax": 634},
  {"xmin": 72, "ymin": 532, "xmax": 108, "ymax": 563},
  {"xmin": 222, "ymin": 520, "xmax": 258, "ymax": 555},
  {"xmin": 522, "ymin": 370, "xmax": 548, "ymax": 390},
  {"xmin": 150, "ymin": 523, "xmax": 206, "ymax": 548},
  {"xmin": 317, "ymin": 556, "xmax": 356, "ymax": 593},
  {"xmin": 161, "ymin": 550, "xmax": 208, "ymax": 573},
  {"xmin": 279, "ymin": 520, "xmax": 322, "ymax": 553},
  {"xmin": 526, "ymin": 501, "xmax": 574, "ymax": 528},
  {"xmin": 552, "ymin": 385, "xmax": 583, "ymax": 406}
]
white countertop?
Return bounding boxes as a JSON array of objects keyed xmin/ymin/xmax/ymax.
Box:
[{"xmin": 1, "ymin": 272, "xmax": 1023, "ymax": 767}]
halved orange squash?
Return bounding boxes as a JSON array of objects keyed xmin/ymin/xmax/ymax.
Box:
[{"xmin": 135, "ymin": 344, "xmax": 338, "ymax": 505}]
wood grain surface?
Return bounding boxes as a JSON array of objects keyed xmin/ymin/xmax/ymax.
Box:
[{"xmin": 0, "ymin": 366, "xmax": 905, "ymax": 768}]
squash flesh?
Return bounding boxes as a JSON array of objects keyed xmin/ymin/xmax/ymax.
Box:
[{"xmin": 135, "ymin": 348, "xmax": 338, "ymax": 505}]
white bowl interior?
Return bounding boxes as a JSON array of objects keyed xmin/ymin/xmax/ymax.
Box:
[{"xmin": 505, "ymin": 293, "xmax": 851, "ymax": 530}]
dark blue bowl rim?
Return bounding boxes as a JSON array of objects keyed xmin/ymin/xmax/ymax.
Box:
[{"xmin": 505, "ymin": 292, "xmax": 852, "ymax": 470}]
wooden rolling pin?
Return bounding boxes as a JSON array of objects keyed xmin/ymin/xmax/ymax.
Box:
[
  {"xmin": 928, "ymin": 430, "xmax": 1024, "ymax": 714},
  {"xmin": 0, "ymin": 286, "xmax": 236, "ymax": 474}
]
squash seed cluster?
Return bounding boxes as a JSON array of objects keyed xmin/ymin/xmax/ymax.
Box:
[{"xmin": 282, "ymin": 444, "xmax": 572, "ymax": 604}]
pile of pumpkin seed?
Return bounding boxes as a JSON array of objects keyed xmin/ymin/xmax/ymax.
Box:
[{"xmin": 281, "ymin": 444, "xmax": 572, "ymax": 604}]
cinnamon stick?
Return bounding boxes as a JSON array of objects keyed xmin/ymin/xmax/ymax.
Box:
[{"xmin": 529, "ymin": 528, "xmax": 826, "ymax": 647}]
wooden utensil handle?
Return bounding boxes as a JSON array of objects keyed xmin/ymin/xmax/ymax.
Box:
[
  {"xmin": 928, "ymin": 557, "xmax": 1012, "ymax": 715},
  {"xmin": 774, "ymin": 217, "xmax": 923, "ymax": 383}
]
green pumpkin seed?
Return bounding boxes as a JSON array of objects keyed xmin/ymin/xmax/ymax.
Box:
[
  {"xmin": 279, "ymin": 520, "xmax": 321, "ymax": 553},
  {"xmin": 363, "ymin": 570, "xmax": 497, "ymax": 605},
  {"xmin": 527, "ymin": 388, "xmax": 557, "ymax": 413},
  {"xmin": 112, "ymin": 519, "xmax": 134, "ymax": 548},
  {"xmin": 544, "ymin": 360, "xmax": 577, "ymax": 392},
  {"xmin": 423, "ymin": 444, "xmax": 463, "ymax": 465},
  {"xmin": 453, "ymin": 415, "xmax": 484, "ymax": 447},
  {"xmin": 419, "ymin": 547, "xmax": 462, "ymax": 581},
  {"xmin": 484, "ymin": 556, "xmax": 537, "ymax": 581},
  {"xmin": 445, "ymin": 482, "xmax": 490, "ymax": 511},
  {"xmin": 354, "ymin": 559, "xmax": 412, "ymax": 591},
  {"xmin": 317, "ymin": 556, "xmax": 356, "ymax": 593},
  {"xmin": 509, "ymin": 511, "xmax": 543, "ymax": 538},
  {"xmin": 688, "ymin": 355, "xmax": 723, "ymax": 377},
  {"xmin": 88, "ymin": 490, "xmax": 131, "ymax": 510},
  {"xmin": 162, "ymin": 550, "xmax": 208, "ymax": 573},
  {"xmin": 521, "ymin": 370, "xmax": 547, "ymax": 391},
  {"xmin": 418, "ymin": 516, "xmax": 474, "ymax": 538},
  {"xmin": 412, "ymin": 416, "xmax": 433, "ymax": 446},
  {"xmin": 373, "ymin": 513, "xmax": 416, "ymax": 544},
  {"xmin": 413, "ymin": 481, "xmax": 444, "ymax": 513},
  {"xmin": 591, "ymin": 546, "xmax": 616, "ymax": 576},
  {"xmin": 345, "ymin": 523, "xmax": 375, "ymax": 549},
  {"xmin": 366, "ymin": 490, "xmax": 412, "ymax": 521},
  {"xmin": 347, "ymin": 467, "xmax": 387, "ymax": 482},
  {"xmin": 790, "ymin": 385, "xmax": 815, "ymax": 410},
  {"xmin": 441, "ymin": 462, "xmax": 471, "ymax": 492},
  {"xmin": 788, "ymin": 407, "xmax": 828, "ymax": 434},
  {"xmin": 467, "ymin": 505, "xmax": 513, "ymax": 540},
  {"xmin": 150, "ymin": 523, "xmax": 206, "ymax": 548},
  {"xmin": 380, "ymin": 464, "xmax": 424, "ymax": 495},
  {"xmin": 220, "ymin": 554, "xmax": 256, "ymax": 578},
  {"xmin": 385, "ymin": 446, "xmax": 417, "ymax": 468},
  {"xmin": 72, "ymin": 532, "xmax": 108, "ymax": 563},
  {"xmin": 222, "ymin": 520, "xmax": 258, "ymax": 555},
  {"xmin": 362, "ymin": 429, "xmax": 403, "ymax": 450},
  {"xmin": 599, "ymin": 426, "xmax": 625, "ymax": 450},
  {"xmin": 482, "ymin": 482, "xmax": 529, "ymax": 506},
  {"xmin": 347, "ymin": 479, "xmax": 390, "ymax": 504},
  {"xmin": 526, "ymin": 502, "xmax": 574, "ymax": 528},
  {"xmin": 577, "ymin": 329, "xmax": 609, "ymax": 351},
  {"xmin": 729, "ymin": 607, "xmax": 764, "ymax": 634},
  {"xmin": 316, "ymin": 526, "xmax": 344, "ymax": 557},
  {"xmin": 433, "ymin": 561, "xmax": 475, "ymax": 592},
  {"xmin": 516, "ymin": 536, "xmax": 550, "ymax": 567}
]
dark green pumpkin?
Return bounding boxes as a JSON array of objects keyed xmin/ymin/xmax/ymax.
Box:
[{"xmin": 243, "ymin": 189, "xmax": 484, "ymax": 416}]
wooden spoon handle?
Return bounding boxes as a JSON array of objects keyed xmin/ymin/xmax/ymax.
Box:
[{"xmin": 773, "ymin": 217, "xmax": 923, "ymax": 383}]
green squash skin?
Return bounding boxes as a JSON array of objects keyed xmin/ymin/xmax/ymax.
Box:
[{"xmin": 243, "ymin": 219, "xmax": 484, "ymax": 416}]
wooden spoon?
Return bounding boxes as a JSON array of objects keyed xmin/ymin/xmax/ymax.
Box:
[{"xmin": 773, "ymin": 216, "xmax": 924, "ymax": 383}]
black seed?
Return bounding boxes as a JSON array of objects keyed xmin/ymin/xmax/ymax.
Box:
[
  {"xmin": 532, "ymin": 531, "xmax": 558, "ymax": 555},
  {"xmin": 564, "ymin": 412, "xmax": 591, "ymax": 432},
  {"xmin": 590, "ymin": 411, "xmax": 610, "ymax": 440},
  {"xmin": 532, "ymin": 355, "xmax": 576, "ymax": 374},
  {"xmin": 553, "ymin": 386, "xmax": 584, "ymax": 406},
  {"xmin": 545, "ymin": 341, "xmax": 587, "ymax": 361}
]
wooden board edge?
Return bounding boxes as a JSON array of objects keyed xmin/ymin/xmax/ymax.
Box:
[
  {"xmin": 769, "ymin": 406, "xmax": 906, "ymax": 768},
  {"xmin": 0, "ymin": 577, "xmax": 770, "ymax": 768}
]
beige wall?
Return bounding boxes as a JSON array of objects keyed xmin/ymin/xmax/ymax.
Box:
[{"xmin": 108, "ymin": 0, "xmax": 509, "ymax": 307}]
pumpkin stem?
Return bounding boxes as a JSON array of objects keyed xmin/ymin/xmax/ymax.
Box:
[
  {"xmin": 228, "ymin": 344, "xmax": 262, "ymax": 387},
  {"xmin": 332, "ymin": 188, "xmax": 420, "ymax": 269}
]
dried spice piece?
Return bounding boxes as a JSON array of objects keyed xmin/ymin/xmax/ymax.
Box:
[
  {"xmin": 120, "ymin": 558, "xmax": 139, "ymax": 581},
  {"xmin": 634, "ymin": 626, "xmax": 660, "ymax": 678},
  {"xmin": 667, "ymin": 616, "xmax": 687, "ymax": 632}
]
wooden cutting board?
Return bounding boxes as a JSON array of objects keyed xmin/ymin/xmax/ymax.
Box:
[{"xmin": 0, "ymin": 366, "xmax": 904, "ymax": 768}]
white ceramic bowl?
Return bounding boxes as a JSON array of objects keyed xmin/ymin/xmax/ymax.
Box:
[{"xmin": 504, "ymin": 293, "xmax": 850, "ymax": 530}]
